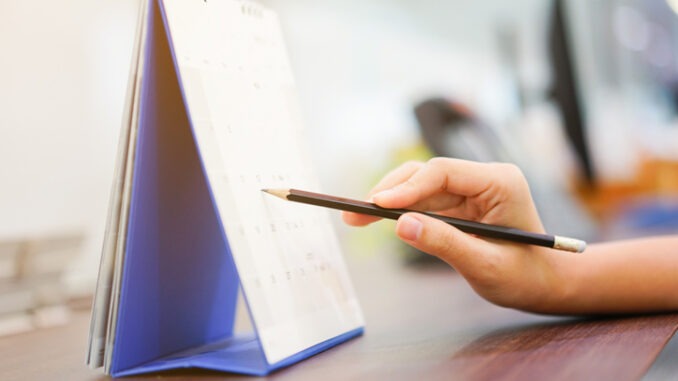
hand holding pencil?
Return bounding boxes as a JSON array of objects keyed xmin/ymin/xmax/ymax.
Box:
[
  {"xmin": 264, "ymin": 189, "xmax": 584, "ymax": 253},
  {"xmin": 341, "ymin": 158, "xmax": 576, "ymax": 313}
]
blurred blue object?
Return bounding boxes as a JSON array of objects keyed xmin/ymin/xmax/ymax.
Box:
[{"xmin": 605, "ymin": 197, "xmax": 678, "ymax": 239}]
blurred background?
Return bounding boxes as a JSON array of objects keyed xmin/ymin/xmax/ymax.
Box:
[{"xmin": 2, "ymin": 0, "xmax": 678, "ymax": 332}]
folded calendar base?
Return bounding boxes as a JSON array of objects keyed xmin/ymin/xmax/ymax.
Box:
[{"xmin": 114, "ymin": 328, "xmax": 363, "ymax": 377}]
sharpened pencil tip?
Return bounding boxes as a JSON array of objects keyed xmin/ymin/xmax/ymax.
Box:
[{"xmin": 261, "ymin": 188, "xmax": 290, "ymax": 200}]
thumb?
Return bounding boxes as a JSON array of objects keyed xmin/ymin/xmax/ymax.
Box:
[{"xmin": 395, "ymin": 213, "xmax": 494, "ymax": 271}]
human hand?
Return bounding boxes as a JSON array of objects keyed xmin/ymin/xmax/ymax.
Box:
[{"xmin": 343, "ymin": 158, "xmax": 568, "ymax": 313}]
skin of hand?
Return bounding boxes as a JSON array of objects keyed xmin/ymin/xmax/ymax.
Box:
[
  {"xmin": 343, "ymin": 158, "xmax": 678, "ymax": 315},
  {"xmin": 342, "ymin": 158, "xmax": 564, "ymax": 313}
]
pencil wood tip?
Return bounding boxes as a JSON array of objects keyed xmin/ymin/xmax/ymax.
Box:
[{"xmin": 261, "ymin": 188, "xmax": 290, "ymax": 200}]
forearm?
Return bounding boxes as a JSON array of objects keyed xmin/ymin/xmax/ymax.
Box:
[{"xmin": 544, "ymin": 235, "xmax": 678, "ymax": 315}]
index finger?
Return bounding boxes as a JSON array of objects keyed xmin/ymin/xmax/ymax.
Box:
[{"xmin": 372, "ymin": 158, "xmax": 510, "ymax": 209}]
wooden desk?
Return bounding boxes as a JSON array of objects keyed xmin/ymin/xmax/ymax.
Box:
[{"xmin": 1, "ymin": 252, "xmax": 676, "ymax": 380}]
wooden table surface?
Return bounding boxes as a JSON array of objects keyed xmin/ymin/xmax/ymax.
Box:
[{"xmin": 2, "ymin": 251, "xmax": 677, "ymax": 381}]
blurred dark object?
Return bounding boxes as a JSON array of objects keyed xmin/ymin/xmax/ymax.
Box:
[
  {"xmin": 415, "ymin": 98, "xmax": 466, "ymax": 157},
  {"xmin": 548, "ymin": 0, "xmax": 595, "ymax": 186},
  {"xmin": 414, "ymin": 98, "xmax": 512, "ymax": 162}
]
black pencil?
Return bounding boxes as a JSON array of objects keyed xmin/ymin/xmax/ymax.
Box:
[{"xmin": 262, "ymin": 188, "xmax": 586, "ymax": 253}]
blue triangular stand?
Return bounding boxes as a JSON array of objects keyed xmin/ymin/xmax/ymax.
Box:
[{"xmin": 108, "ymin": 0, "xmax": 362, "ymax": 377}]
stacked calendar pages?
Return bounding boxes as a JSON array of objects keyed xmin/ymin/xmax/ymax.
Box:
[{"xmin": 86, "ymin": 0, "xmax": 364, "ymax": 376}]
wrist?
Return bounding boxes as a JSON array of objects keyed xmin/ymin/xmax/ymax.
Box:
[
  {"xmin": 518, "ymin": 250, "xmax": 579, "ymax": 314},
  {"xmin": 536, "ymin": 252, "xmax": 581, "ymax": 314}
]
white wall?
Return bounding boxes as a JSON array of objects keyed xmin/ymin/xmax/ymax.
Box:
[{"xmin": 0, "ymin": 0, "xmax": 139, "ymax": 291}]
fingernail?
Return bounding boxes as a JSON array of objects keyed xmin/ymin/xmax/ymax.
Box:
[{"xmin": 397, "ymin": 215, "xmax": 422, "ymax": 241}]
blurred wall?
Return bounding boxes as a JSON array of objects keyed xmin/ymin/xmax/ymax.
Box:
[{"xmin": 0, "ymin": 0, "xmax": 139, "ymax": 292}]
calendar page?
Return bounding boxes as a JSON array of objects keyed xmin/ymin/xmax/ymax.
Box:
[
  {"xmin": 160, "ymin": 0, "xmax": 363, "ymax": 364},
  {"xmin": 86, "ymin": 0, "xmax": 149, "ymax": 369}
]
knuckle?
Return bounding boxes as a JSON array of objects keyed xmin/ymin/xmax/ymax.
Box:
[
  {"xmin": 424, "ymin": 221, "xmax": 457, "ymax": 257},
  {"xmin": 402, "ymin": 177, "xmax": 419, "ymax": 190},
  {"xmin": 492, "ymin": 162, "xmax": 522, "ymax": 177},
  {"xmin": 490, "ymin": 162, "xmax": 528, "ymax": 191},
  {"xmin": 402, "ymin": 160, "xmax": 424, "ymax": 171},
  {"xmin": 427, "ymin": 157, "xmax": 449, "ymax": 169},
  {"xmin": 437, "ymin": 235, "xmax": 458, "ymax": 258},
  {"xmin": 425, "ymin": 157, "xmax": 452, "ymax": 191}
]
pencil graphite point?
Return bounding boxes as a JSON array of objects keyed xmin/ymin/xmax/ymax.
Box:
[{"xmin": 261, "ymin": 188, "xmax": 290, "ymax": 200}]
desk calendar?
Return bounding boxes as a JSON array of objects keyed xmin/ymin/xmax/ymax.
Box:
[{"xmin": 86, "ymin": 0, "xmax": 364, "ymax": 376}]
